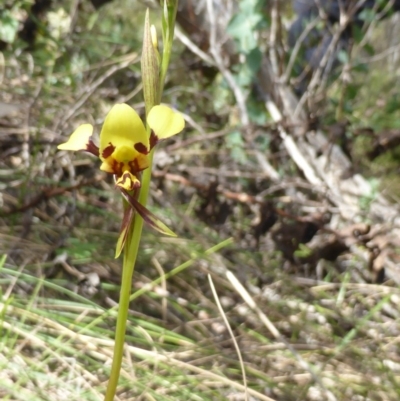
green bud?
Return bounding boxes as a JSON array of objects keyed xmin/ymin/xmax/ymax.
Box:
[{"xmin": 141, "ymin": 9, "xmax": 160, "ymax": 112}]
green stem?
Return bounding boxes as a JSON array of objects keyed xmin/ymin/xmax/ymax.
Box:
[
  {"xmin": 104, "ymin": 211, "xmax": 144, "ymax": 401},
  {"xmin": 159, "ymin": 46, "xmax": 171, "ymax": 96},
  {"xmin": 159, "ymin": 3, "xmax": 178, "ymax": 95},
  {"xmin": 104, "ymin": 103, "xmax": 156, "ymax": 401}
]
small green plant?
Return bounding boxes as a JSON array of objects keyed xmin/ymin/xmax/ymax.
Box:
[
  {"xmin": 227, "ymin": 0, "xmax": 265, "ymax": 88},
  {"xmin": 0, "ymin": 8, "xmax": 19, "ymax": 44}
]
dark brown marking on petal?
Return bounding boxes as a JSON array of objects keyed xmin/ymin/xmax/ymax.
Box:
[
  {"xmin": 119, "ymin": 172, "xmax": 131, "ymax": 188},
  {"xmin": 86, "ymin": 140, "xmax": 99, "ymax": 157},
  {"xmin": 117, "ymin": 161, "xmax": 124, "ymax": 175},
  {"xmin": 128, "ymin": 159, "xmax": 138, "ymax": 174},
  {"xmin": 134, "ymin": 142, "xmax": 148, "ymax": 155},
  {"xmin": 129, "ymin": 159, "xmax": 139, "ymax": 173},
  {"xmin": 102, "ymin": 143, "xmax": 115, "ymax": 159},
  {"xmin": 149, "ymin": 130, "xmax": 158, "ymax": 150},
  {"xmin": 129, "ymin": 159, "xmax": 147, "ymax": 173},
  {"xmin": 110, "ymin": 159, "xmax": 123, "ymax": 175}
]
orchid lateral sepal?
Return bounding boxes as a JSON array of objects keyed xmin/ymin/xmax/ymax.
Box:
[
  {"xmin": 115, "ymin": 187, "xmax": 176, "ymax": 258},
  {"xmin": 115, "ymin": 203, "xmax": 134, "ymax": 259},
  {"xmin": 121, "ymin": 188, "xmax": 176, "ymax": 234},
  {"xmin": 57, "ymin": 124, "xmax": 100, "ymax": 157}
]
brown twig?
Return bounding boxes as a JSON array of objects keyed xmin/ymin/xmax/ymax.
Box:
[{"xmin": 0, "ymin": 177, "xmax": 101, "ymax": 217}]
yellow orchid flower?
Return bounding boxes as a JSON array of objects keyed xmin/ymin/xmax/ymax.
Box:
[
  {"xmin": 58, "ymin": 103, "xmax": 184, "ymax": 190},
  {"xmin": 58, "ymin": 103, "xmax": 185, "ymax": 256}
]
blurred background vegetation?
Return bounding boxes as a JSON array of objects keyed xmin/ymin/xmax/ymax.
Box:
[{"xmin": 1, "ymin": 0, "xmax": 400, "ymax": 400}]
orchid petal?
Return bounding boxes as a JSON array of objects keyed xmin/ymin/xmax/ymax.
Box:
[
  {"xmin": 58, "ymin": 124, "xmax": 95, "ymax": 152},
  {"xmin": 115, "ymin": 171, "xmax": 141, "ymax": 191},
  {"xmin": 147, "ymin": 105, "xmax": 185, "ymax": 142}
]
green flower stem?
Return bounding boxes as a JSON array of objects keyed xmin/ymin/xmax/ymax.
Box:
[
  {"xmin": 104, "ymin": 153, "xmax": 154, "ymax": 401},
  {"xmin": 104, "ymin": 207, "xmax": 144, "ymax": 401},
  {"xmin": 159, "ymin": 42, "xmax": 172, "ymax": 96}
]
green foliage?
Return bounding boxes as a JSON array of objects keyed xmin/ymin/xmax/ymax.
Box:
[
  {"xmin": 227, "ymin": 0, "xmax": 265, "ymax": 88},
  {"xmin": 0, "ymin": 9, "xmax": 19, "ymax": 43},
  {"xmin": 358, "ymin": 7, "xmax": 377, "ymax": 23},
  {"xmin": 226, "ymin": 130, "xmax": 247, "ymax": 164},
  {"xmin": 64, "ymin": 237, "xmax": 98, "ymax": 260},
  {"xmin": 227, "ymin": 0, "xmax": 265, "ymax": 53},
  {"xmin": 211, "ymin": 73, "xmax": 234, "ymax": 113},
  {"xmin": 294, "ymin": 243, "xmax": 313, "ymax": 259},
  {"xmin": 223, "ymin": 0, "xmax": 269, "ymax": 162},
  {"xmin": 337, "ymin": 49, "xmax": 349, "ymax": 65}
]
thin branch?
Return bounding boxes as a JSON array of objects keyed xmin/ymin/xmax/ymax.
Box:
[
  {"xmin": 174, "ymin": 26, "xmax": 216, "ymax": 66},
  {"xmin": 282, "ymin": 17, "xmax": 321, "ymax": 83},
  {"xmin": 206, "ymin": 0, "xmax": 248, "ymax": 126},
  {"xmin": 56, "ymin": 53, "xmax": 139, "ymax": 130},
  {"xmin": 268, "ymin": 0, "xmax": 280, "ymax": 76},
  {"xmin": 208, "ymin": 274, "xmax": 249, "ymax": 401}
]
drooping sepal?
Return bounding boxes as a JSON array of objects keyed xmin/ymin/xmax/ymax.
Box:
[
  {"xmin": 121, "ymin": 189, "xmax": 177, "ymax": 237},
  {"xmin": 115, "ymin": 205, "xmax": 134, "ymax": 258}
]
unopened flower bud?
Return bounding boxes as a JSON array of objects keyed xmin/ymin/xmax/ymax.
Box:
[
  {"xmin": 150, "ymin": 25, "xmax": 158, "ymax": 51},
  {"xmin": 141, "ymin": 9, "xmax": 160, "ymax": 111}
]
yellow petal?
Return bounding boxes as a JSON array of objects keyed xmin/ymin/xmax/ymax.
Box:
[
  {"xmin": 58, "ymin": 124, "xmax": 93, "ymax": 151},
  {"xmin": 99, "ymin": 104, "xmax": 149, "ymax": 158},
  {"xmin": 99, "ymin": 160, "xmax": 115, "ymax": 173},
  {"xmin": 147, "ymin": 105, "xmax": 185, "ymax": 140}
]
